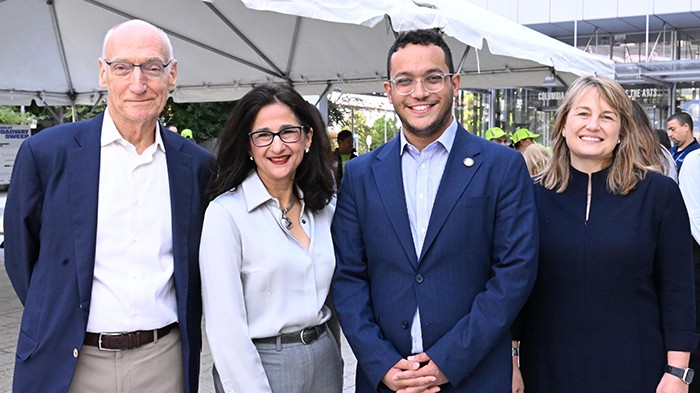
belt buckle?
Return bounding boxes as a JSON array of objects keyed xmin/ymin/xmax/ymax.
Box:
[
  {"xmin": 98, "ymin": 332, "xmax": 123, "ymax": 351},
  {"xmin": 300, "ymin": 327, "xmax": 312, "ymax": 345},
  {"xmin": 300, "ymin": 326, "xmax": 319, "ymax": 345}
]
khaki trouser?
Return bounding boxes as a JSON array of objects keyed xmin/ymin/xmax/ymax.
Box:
[{"xmin": 68, "ymin": 328, "xmax": 184, "ymax": 393}]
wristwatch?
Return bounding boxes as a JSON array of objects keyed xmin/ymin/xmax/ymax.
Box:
[{"xmin": 664, "ymin": 364, "xmax": 695, "ymax": 385}]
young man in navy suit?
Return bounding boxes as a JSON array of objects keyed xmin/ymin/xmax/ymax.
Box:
[
  {"xmin": 4, "ymin": 20, "xmax": 213, "ymax": 393},
  {"xmin": 332, "ymin": 29, "xmax": 539, "ymax": 392}
]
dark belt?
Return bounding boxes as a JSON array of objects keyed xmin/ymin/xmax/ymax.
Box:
[
  {"xmin": 84, "ymin": 322, "xmax": 178, "ymax": 351},
  {"xmin": 253, "ymin": 323, "xmax": 327, "ymax": 345}
]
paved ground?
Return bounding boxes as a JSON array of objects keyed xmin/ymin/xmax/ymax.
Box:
[
  {"xmin": 0, "ymin": 251, "xmax": 357, "ymax": 392},
  {"xmin": 0, "ymin": 252, "xmax": 20, "ymax": 391}
]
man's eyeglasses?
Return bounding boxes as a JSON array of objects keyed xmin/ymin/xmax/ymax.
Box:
[
  {"xmin": 102, "ymin": 58, "xmax": 173, "ymax": 79},
  {"xmin": 389, "ymin": 72, "xmax": 454, "ymax": 96},
  {"xmin": 249, "ymin": 125, "xmax": 307, "ymax": 147}
]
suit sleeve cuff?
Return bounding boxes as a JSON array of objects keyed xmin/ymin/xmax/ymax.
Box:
[{"xmin": 664, "ymin": 331, "xmax": 700, "ymax": 352}]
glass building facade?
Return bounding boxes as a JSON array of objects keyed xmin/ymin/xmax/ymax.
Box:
[{"xmin": 462, "ymin": 0, "xmax": 700, "ymax": 145}]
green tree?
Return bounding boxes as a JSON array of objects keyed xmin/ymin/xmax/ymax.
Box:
[
  {"xmin": 73, "ymin": 102, "xmax": 107, "ymax": 121},
  {"xmin": 21, "ymin": 101, "xmax": 106, "ymax": 126},
  {"xmin": 161, "ymin": 99, "xmax": 236, "ymax": 141},
  {"xmin": 458, "ymin": 90, "xmax": 483, "ymax": 135},
  {"xmin": 15, "ymin": 98, "xmax": 234, "ymax": 140},
  {"xmin": 341, "ymin": 110, "xmax": 371, "ymax": 155},
  {"xmin": 369, "ymin": 116, "xmax": 396, "ymax": 149},
  {"xmin": 0, "ymin": 107, "xmax": 38, "ymax": 125},
  {"xmin": 14, "ymin": 94, "xmax": 345, "ymax": 142},
  {"xmin": 327, "ymin": 100, "xmax": 345, "ymax": 127}
]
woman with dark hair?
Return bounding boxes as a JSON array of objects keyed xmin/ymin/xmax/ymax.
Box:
[
  {"xmin": 630, "ymin": 99, "xmax": 677, "ymax": 182},
  {"xmin": 199, "ymin": 83, "xmax": 341, "ymax": 392},
  {"xmin": 512, "ymin": 76, "xmax": 697, "ymax": 393}
]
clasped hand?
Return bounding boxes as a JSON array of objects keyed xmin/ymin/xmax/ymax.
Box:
[{"xmin": 381, "ymin": 353, "xmax": 449, "ymax": 393}]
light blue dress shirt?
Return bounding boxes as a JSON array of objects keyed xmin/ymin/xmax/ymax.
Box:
[{"xmin": 400, "ymin": 118, "xmax": 457, "ymax": 353}]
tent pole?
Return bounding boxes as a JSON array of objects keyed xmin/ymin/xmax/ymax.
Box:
[{"xmin": 456, "ymin": 46, "xmax": 471, "ymax": 75}]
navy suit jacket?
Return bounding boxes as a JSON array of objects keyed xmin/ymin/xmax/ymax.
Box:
[
  {"xmin": 332, "ymin": 124, "xmax": 538, "ymax": 392},
  {"xmin": 4, "ymin": 113, "xmax": 214, "ymax": 393}
]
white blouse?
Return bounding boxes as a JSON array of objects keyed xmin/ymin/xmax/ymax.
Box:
[{"xmin": 199, "ymin": 171, "xmax": 335, "ymax": 393}]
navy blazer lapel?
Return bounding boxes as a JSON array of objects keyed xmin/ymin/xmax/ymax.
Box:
[
  {"xmin": 67, "ymin": 114, "xmax": 103, "ymax": 305},
  {"xmin": 162, "ymin": 128, "xmax": 193, "ymax": 294},
  {"xmin": 420, "ymin": 126, "xmax": 482, "ymax": 261},
  {"xmin": 372, "ymin": 137, "xmax": 419, "ymax": 268}
]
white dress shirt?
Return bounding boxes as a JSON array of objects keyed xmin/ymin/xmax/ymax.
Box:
[
  {"xmin": 199, "ymin": 171, "xmax": 335, "ymax": 393},
  {"xmin": 400, "ymin": 119, "xmax": 457, "ymax": 354},
  {"xmin": 679, "ymin": 149, "xmax": 700, "ymax": 244},
  {"xmin": 87, "ymin": 109, "xmax": 176, "ymax": 333}
]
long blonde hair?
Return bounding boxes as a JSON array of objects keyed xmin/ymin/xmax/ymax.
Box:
[
  {"xmin": 539, "ymin": 76, "xmax": 650, "ymax": 195},
  {"xmin": 523, "ymin": 144, "xmax": 551, "ymax": 177}
]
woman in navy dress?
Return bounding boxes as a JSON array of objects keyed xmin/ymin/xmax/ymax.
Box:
[{"xmin": 512, "ymin": 76, "xmax": 698, "ymax": 393}]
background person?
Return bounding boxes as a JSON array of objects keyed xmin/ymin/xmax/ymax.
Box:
[
  {"xmin": 332, "ymin": 129, "xmax": 357, "ymax": 190},
  {"xmin": 668, "ymin": 112, "xmax": 699, "ymax": 172},
  {"xmin": 511, "ymin": 127, "xmax": 540, "ymax": 153},
  {"xmin": 181, "ymin": 128, "xmax": 194, "ymax": 140},
  {"xmin": 199, "ymin": 83, "xmax": 341, "ymax": 393},
  {"xmin": 484, "ymin": 126, "xmax": 511, "ymax": 146},
  {"xmin": 4, "ymin": 19, "xmax": 213, "ymax": 393},
  {"xmin": 679, "ymin": 149, "xmax": 700, "ymax": 393},
  {"xmin": 513, "ymin": 75, "xmax": 697, "ymax": 393},
  {"xmin": 522, "ymin": 143, "xmax": 551, "ymax": 177},
  {"xmin": 332, "ymin": 28, "xmax": 538, "ymax": 393},
  {"xmin": 658, "ymin": 128, "xmax": 673, "ymax": 150},
  {"xmin": 631, "ymin": 100, "xmax": 677, "ymax": 182}
]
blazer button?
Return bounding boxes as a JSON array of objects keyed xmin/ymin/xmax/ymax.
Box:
[
  {"xmin": 401, "ymin": 320, "xmax": 409, "ymax": 329},
  {"xmin": 415, "ymin": 274, "xmax": 424, "ymax": 283},
  {"xmin": 73, "ymin": 348, "xmax": 79, "ymax": 358}
]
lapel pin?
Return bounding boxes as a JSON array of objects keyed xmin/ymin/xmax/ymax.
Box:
[{"xmin": 463, "ymin": 157, "xmax": 474, "ymax": 167}]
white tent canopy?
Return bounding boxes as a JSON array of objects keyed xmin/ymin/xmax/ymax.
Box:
[{"xmin": 0, "ymin": 0, "xmax": 614, "ymax": 106}]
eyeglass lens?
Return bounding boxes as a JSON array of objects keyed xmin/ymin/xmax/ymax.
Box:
[
  {"xmin": 107, "ymin": 61, "xmax": 169, "ymax": 78},
  {"xmin": 392, "ymin": 73, "xmax": 450, "ymax": 95},
  {"xmin": 250, "ymin": 126, "xmax": 303, "ymax": 146}
]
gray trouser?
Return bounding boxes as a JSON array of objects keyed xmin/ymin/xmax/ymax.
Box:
[{"xmin": 213, "ymin": 328, "xmax": 342, "ymax": 393}]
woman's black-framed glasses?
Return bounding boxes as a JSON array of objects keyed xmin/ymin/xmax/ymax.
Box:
[{"xmin": 248, "ymin": 125, "xmax": 307, "ymax": 147}]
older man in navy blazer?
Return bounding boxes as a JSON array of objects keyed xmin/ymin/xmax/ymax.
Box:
[
  {"xmin": 332, "ymin": 29, "xmax": 538, "ymax": 392},
  {"xmin": 4, "ymin": 20, "xmax": 213, "ymax": 393}
]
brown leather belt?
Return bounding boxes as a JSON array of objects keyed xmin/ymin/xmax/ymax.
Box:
[
  {"xmin": 84, "ymin": 322, "xmax": 177, "ymax": 351},
  {"xmin": 253, "ymin": 323, "xmax": 327, "ymax": 345}
]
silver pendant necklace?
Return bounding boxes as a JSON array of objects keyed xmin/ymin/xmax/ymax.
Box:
[{"xmin": 280, "ymin": 195, "xmax": 296, "ymax": 229}]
